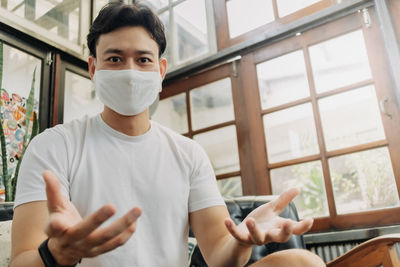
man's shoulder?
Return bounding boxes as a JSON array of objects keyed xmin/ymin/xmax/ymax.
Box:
[
  {"xmin": 151, "ymin": 121, "xmax": 207, "ymax": 159},
  {"xmin": 52, "ymin": 114, "xmax": 97, "ymax": 134},
  {"xmin": 152, "ymin": 121, "xmax": 197, "ymax": 147},
  {"xmin": 33, "ymin": 115, "xmax": 97, "ymax": 146}
]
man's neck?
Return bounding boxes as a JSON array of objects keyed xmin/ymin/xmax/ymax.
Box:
[{"xmin": 101, "ymin": 106, "xmax": 151, "ymax": 136}]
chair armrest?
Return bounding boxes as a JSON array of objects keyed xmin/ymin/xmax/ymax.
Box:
[{"xmin": 327, "ymin": 234, "xmax": 400, "ymax": 267}]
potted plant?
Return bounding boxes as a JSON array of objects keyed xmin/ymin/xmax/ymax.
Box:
[{"xmin": 0, "ymin": 40, "xmax": 39, "ymax": 219}]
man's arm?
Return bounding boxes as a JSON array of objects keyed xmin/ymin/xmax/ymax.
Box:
[
  {"xmin": 190, "ymin": 206, "xmax": 253, "ymax": 267},
  {"xmin": 11, "ymin": 201, "xmax": 49, "ymax": 267},
  {"xmin": 10, "ymin": 170, "xmax": 142, "ymax": 267},
  {"xmin": 189, "ymin": 188, "xmax": 314, "ymax": 267}
]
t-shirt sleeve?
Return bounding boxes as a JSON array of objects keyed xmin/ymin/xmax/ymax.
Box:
[
  {"xmin": 188, "ymin": 142, "xmax": 225, "ymax": 213},
  {"xmin": 14, "ymin": 128, "xmax": 70, "ymax": 208}
]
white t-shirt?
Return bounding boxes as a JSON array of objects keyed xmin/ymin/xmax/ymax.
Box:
[{"xmin": 14, "ymin": 114, "xmax": 225, "ymax": 267}]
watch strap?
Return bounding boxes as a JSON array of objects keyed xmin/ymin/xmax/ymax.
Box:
[{"xmin": 38, "ymin": 238, "xmax": 81, "ymax": 267}]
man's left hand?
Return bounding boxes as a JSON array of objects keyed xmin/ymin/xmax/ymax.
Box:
[{"xmin": 224, "ymin": 188, "xmax": 313, "ymax": 246}]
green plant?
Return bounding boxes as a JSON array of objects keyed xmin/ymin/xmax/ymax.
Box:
[{"xmin": 0, "ymin": 41, "xmax": 39, "ymax": 202}]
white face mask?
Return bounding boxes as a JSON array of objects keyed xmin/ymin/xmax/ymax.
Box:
[{"xmin": 93, "ymin": 69, "xmax": 162, "ymax": 116}]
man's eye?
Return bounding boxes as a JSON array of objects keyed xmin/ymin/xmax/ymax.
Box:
[
  {"xmin": 139, "ymin": 58, "xmax": 150, "ymax": 63},
  {"xmin": 109, "ymin": 57, "xmax": 121, "ymax": 63}
]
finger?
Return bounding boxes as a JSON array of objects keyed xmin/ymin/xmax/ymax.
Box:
[
  {"xmin": 272, "ymin": 188, "xmax": 300, "ymax": 213},
  {"xmin": 46, "ymin": 213, "xmax": 70, "ymax": 237},
  {"xmin": 292, "ymin": 218, "xmax": 313, "ymax": 235},
  {"xmin": 66, "ymin": 204, "xmax": 116, "ymax": 241},
  {"xmin": 43, "ymin": 170, "xmax": 67, "ymax": 213},
  {"xmin": 245, "ymin": 218, "xmax": 265, "ymax": 245},
  {"xmin": 88, "ymin": 223, "xmax": 137, "ymax": 257},
  {"xmin": 84, "ymin": 207, "xmax": 142, "ymax": 247},
  {"xmin": 267, "ymin": 220, "xmax": 293, "ymax": 243},
  {"xmin": 224, "ymin": 218, "xmax": 250, "ymax": 244}
]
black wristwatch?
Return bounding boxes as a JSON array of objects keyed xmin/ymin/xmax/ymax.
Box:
[{"xmin": 38, "ymin": 238, "xmax": 81, "ymax": 267}]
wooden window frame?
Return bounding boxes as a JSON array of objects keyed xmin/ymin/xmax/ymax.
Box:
[
  {"xmin": 213, "ymin": 0, "xmax": 335, "ymax": 50},
  {"xmin": 244, "ymin": 9, "xmax": 400, "ymax": 232},
  {"xmin": 161, "ymin": 62, "xmax": 268, "ymax": 193}
]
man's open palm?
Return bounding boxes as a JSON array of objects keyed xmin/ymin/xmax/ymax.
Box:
[
  {"xmin": 224, "ymin": 188, "xmax": 313, "ymax": 246},
  {"xmin": 43, "ymin": 170, "xmax": 142, "ymax": 266}
]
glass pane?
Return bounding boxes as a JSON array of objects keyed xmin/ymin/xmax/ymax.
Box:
[
  {"xmin": 141, "ymin": 0, "xmax": 168, "ymax": 11},
  {"xmin": 158, "ymin": 11, "xmax": 172, "ymax": 66},
  {"xmin": 319, "ymin": 86, "xmax": 385, "ymax": 151},
  {"xmin": 152, "ymin": 93, "xmax": 188, "ymax": 134},
  {"xmin": 174, "ymin": 0, "xmax": 208, "ymax": 63},
  {"xmin": 217, "ymin": 176, "xmax": 243, "ymax": 197},
  {"xmin": 227, "ymin": 0, "xmax": 274, "ymax": 38},
  {"xmin": 64, "ymin": 71, "xmax": 103, "ymax": 123},
  {"xmin": 0, "ymin": 43, "xmax": 41, "ymax": 201},
  {"xmin": 93, "ymin": 0, "xmax": 110, "ymax": 20},
  {"xmin": 309, "ymin": 30, "xmax": 372, "ymax": 93},
  {"xmin": 277, "ymin": 0, "xmax": 322, "ymax": 17},
  {"xmin": 257, "ymin": 50, "xmax": 309, "ymax": 110},
  {"xmin": 193, "ymin": 126, "xmax": 240, "ymax": 175},
  {"xmin": 263, "ymin": 103, "xmax": 319, "ymax": 163},
  {"xmin": 1, "ymin": 0, "xmax": 81, "ymax": 44},
  {"xmin": 190, "ymin": 78, "xmax": 234, "ymax": 130},
  {"xmin": 271, "ymin": 161, "xmax": 329, "ymax": 218},
  {"xmin": 329, "ymin": 147, "xmax": 399, "ymax": 214}
]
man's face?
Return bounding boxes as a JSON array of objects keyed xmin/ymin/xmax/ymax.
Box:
[{"xmin": 88, "ymin": 26, "xmax": 167, "ymax": 79}]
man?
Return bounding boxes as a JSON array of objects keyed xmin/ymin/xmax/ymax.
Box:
[{"xmin": 10, "ymin": 2, "xmax": 325, "ymax": 267}]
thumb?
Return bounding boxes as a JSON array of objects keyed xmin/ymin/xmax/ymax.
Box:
[{"xmin": 43, "ymin": 170, "xmax": 66, "ymax": 213}]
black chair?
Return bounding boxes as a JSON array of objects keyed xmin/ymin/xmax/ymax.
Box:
[
  {"xmin": 189, "ymin": 195, "xmax": 306, "ymax": 267},
  {"xmin": 0, "ymin": 203, "xmax": 13, "ymax": 221}
]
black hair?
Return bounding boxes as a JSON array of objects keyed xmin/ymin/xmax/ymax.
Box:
[{"xmin": 87, "ymin": 1, "xmax": 166, "ymax": 58}]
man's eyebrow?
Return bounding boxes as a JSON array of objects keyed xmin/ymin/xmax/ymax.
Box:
[
  {"xmin": 102, "ymin": 48, "xmax": 155, "ymax": 57},
  {"xmin": 103, "ymin": 48, "xmax": 124, "ymax": 55},
  {"xmin": 135, "ymin": 50, "xmax": 155, "ymax": 57}
]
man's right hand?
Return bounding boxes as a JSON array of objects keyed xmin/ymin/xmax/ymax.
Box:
[{"xmin": 42, "ymin": 170, "xmax": 141, "ymax": 266}]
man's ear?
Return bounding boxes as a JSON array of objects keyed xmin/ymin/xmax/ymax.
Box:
[
  {"xmin": 88, "ymin": 56, "xmax": 96, "ymax": 81},
  {"xmin": 159, "ymin": 57, "xmax": 167, "ymax": 80}
]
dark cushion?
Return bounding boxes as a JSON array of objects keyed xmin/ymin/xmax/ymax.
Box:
[
  {"xmin": 189, "ymin": 196, "xmax": 306, "ymax": 267},
  {"xmin": 0, "ymin": 203, "xmax": 13, "ymax": 222}
]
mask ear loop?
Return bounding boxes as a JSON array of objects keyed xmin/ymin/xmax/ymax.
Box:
[{"xmin": 91, "ymin": 59, "xmax": 97, "ymax": 98}]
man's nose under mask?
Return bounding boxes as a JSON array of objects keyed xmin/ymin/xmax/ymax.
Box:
[{"xmin": 93, "ymin": 69, "xmax": 162, "ymax": 116}]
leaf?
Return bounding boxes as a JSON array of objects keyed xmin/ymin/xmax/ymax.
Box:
[
  {"xmin": 0, "ymin": 41, "xmax": 2, "ymax": 91},
  {"xmin": 10, "ymin": 69, "xmax": 37, "ymax": 201},
  {"xmin": 22, "ymin": 67, "xmax": 36, "ymax": 149},
  {"xmin": 0, "ymin": 41, "xmax": 10, "ymax": 201}
]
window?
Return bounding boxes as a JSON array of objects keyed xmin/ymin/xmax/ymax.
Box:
[
  {"xmin": 141, "ymin": 0, "xmax": 216, "ymax": 70},
  {"xmin": 151, "ymin": 92, "xmax": 188, "ymax": 134},
  {"xmin": 0, "ymin": 36, "xmax": 51, "ymax": 201},
  {"xmin": 93, "ymin": 0, "xmax": 113, "ymax": 20},
  {"xmin": 226, "ymin": 0, "xmax": 274, "ymax": 38},
  {"xmin": 161, "ymin": 2, "xmax": 400, "ymax": 231},
  {"xmin": 0, "ymin": 0, "xmax": 91, "ymax": 59},
  {"xmin": 63, "ymin": 70, "xmax": 103, "ymax": 123},
  {"xmin": 154, "ymin": 64, "xmax": 243, "ymax": 197},
  {"xmin": 246, "ymin": 8, "xmax": 400, "ymax": 230},
  {"xmin": 215, "ymin": 0, "xmax": 336, "ymax": 49},
  {"xmin": 57, "ymin": 61, "xmax": 103, "ymax": 124},
  {"xmin": 276, "ymin": 0, "xmax": 323, "ymax": 18}
]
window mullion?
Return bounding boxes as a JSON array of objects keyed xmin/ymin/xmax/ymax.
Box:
[{"xmin": 302, "ymin": 40, "xmax": 337, "ymax": 218}]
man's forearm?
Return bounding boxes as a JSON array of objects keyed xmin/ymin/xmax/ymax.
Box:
[
  {"xmin": 10, "ymin": 250, "xmax": 44, "ymax": 267},
  {"xmin": 208, "ymin": 234, "xmax": 253, "ymax": 267}
]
